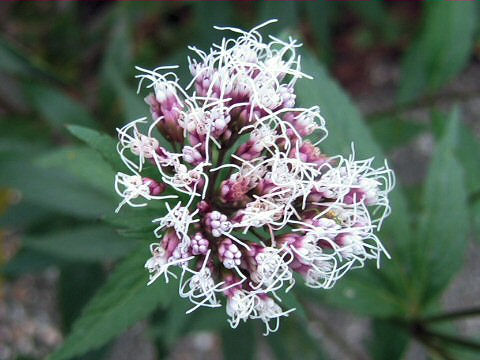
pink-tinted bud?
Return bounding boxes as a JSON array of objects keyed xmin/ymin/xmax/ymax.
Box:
[
  {"xmin": 191, "ymin": 232, "xmax": 209, "ymax": 255},
  {"xmin": 222, "ymin": 273, "xmax": 244, "ymax": 297},
  {"xmin": 182, "ymin": 146, "xmax": 204, "ymax": 165},
  {"xmin": 276, "ymin": 233, "xmax": 302, "ymax": 249},
  {"xmin": 284, "ymin": 110, "xmax": 319, "ymax": 139},
  {"xmin": 170, "ymin": 245, "xmax": 191, "ymax": 262},
  {"xmin": 244, "ymin": 243, "xmax": 265, "ymax": 269},
  {"xmin": 236, "ymin": 139, "xmax": 264, "ymax": 160},
  {"xmin": 208, "ymin": 107, "xmax": 231, "ymax": 138},
  {"xmin": 188, "ymin": 133, "xmax": 207, "ymax": 154},
  {"xmin": 191, "ymin": 67, "xmax": 215, "ymax": 97},
  {"xmin": 255, "ymin": 178, "xmax": 277, "ymax": 196},
  {"xmin": 143, "ymin": 178, "xmax": 166, "ymax": 196},
  {"xmin": 162, "ymin": 230, "xmax": 181, "ymax": 258},
  {"xmin": 290, "ymin": 141, "xmax": 328, "ymax": 166},
  {"xmin": 204, "ymin": 211, "xmax": 232, "ymax": 237},
  {"xmin": 146, "ymin": 94, "xmax": 184, "ymax": 143},
  {"xmin": 344, "ymin": 188, "xmax": 364, "ymax": 205},
  {"xmin": 278, "ymin": 85, "xmax": 295, "ymax": 108},
  {"xmin": 335, "ymin": 233, "xmax": 364, "ymax": 258},
  {"xmin": 218, "ymin": 238, "xmax": 242, "ymax": 269},
  {"xmin": 197, "ymin": 201, "xmax": 212, "ymax": 214},
  {"xmin": 344, "ymin": 179, "xmax": 379, "ymax": 206},
  {"xmin": 161, "ymin": 230, "xmax": 191, "ymax": 263},
  {"xmin": 220, "ymin": 177, "xmax": 250, "ymax": 204}
]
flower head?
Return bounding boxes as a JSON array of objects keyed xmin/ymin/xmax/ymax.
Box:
[{"xmin": 114, "ymin": 20, "xmax": 394, "ymax": 334}]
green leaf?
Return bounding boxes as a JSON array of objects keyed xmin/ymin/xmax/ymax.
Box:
[
  {"xmin": 370, "ymin": 117, "xmax": 427, "ymax": 153},
  {"xmin": 346, "ymin": 2, "xmax": 401, "ymax": 45},
  {"xmin": 102, "ymin": 14, "xmax": 147, "ymax": 123},
  {"xmin": 26, "ymin": 83, "xmax": 96, "ymax": 129},
  {"xmin": 183, "ymin": 307, "xmax": 228, "ymax": 333},
  {"xmin": 152, "ymin": 301, "xmax": 190, "ymax": 346},
  {"xmin": 59, "ymin": 263, "xmax": 106, "ymax": 332},
  {"xmin": 23, "ymin": 226, "xmax": 137, "ymax": 262},
  {"xmin": 305, "ymin": 1, "xmax": 335, "ymax": 63},
  {"xmin": 110, "ymin": 76, "xmax": 148, "ymax": 123},
  {"xmin": 281, "ymin": 290, "xmax": 307, "ymax": 322},
  {"xmin": 369, "ymin": 320, "xmax": 409, "ymax": 360},
  {"xmin": 305, "ymin": 271, "xmax": 406, "ymax": 317},
  {"xmin": 455, "ymin": 124, "xmax": 480, "ymax": 195},
  {"xmin": 36, "ymin": 146, "xmax": 116, "ymax": 196},
  {"xmin": 48, "ymin": 246, "xmax": 176, "ymax": 360},
  {"xmin": 221, "ymin": 322, "xmax": 256, "ymax": 360},
  {"xmin": 398, "ymin": 2, "xmax": 478, "ymax": 103},
  {"xmin": 67, "ymin": 125, "xmax": 125, "ymax": 171},
  {"xmin": 258, "ymin": 2, "xmax": 299, "ymax": 34},
  {"xmin": 431, "ymin": 110, "xmax": 480, "ymax": 194},
  {"xmin": 103, "ymin": 12, "xmax": 133, "ymax": 81},
  {"xmin": 0, "ymin": 36, "xmax": 58, "ymax": 81},
  {"xmin": 0, "ymin": 161, "xmax": 114, "ymax": 219},
  {"xmin": 3, "ymin": 248, "xmax": 63, "ymax": 277},
  {"xmin": 0, "ymin": 200, "xmax": 52, "ymax": 229},
  {"xmin": 414, "ymin": 109, "xmax": 468, "ymax": 305}
]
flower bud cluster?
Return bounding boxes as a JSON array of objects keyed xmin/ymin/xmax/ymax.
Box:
[{"xmin": 114, "ymin": 20, "xmax": 394, "ymax": 334}]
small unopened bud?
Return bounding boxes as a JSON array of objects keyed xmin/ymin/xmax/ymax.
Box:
[
  {"xmin": 143, "ymin": 178, "xmax": 166, "ymax": 196},
  {"xmin": 219, "ymin": 238, "xmax": 242, "ymax": 269}
]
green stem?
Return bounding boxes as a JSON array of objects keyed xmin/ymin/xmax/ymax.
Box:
[
  {"xmin": 416, "ymin": 334, "xmax": 456, "ymax": 360},
  {"xmin": 423, "ymin": 330, "xmax": 480, "ymax": 352},
  {"xmin": 205, "ymin": 133, "xmax": 240, "ymax": 201},
  {"xmin": 205, "ymin": 147, "xmax": 228, "ymax": 201},
  {"xmin": 423, "ymin": 307, "xmax": 480, "ymax": 323},
  {"xmin": 302, "ymin": 301, "xmax": 369, "ymax": 360}
]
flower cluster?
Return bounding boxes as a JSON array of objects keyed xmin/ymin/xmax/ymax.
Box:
[{"xmin": 114, "ymin": 20, "xmax": 394, "ymax": 335}]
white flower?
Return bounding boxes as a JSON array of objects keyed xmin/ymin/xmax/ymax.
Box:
[
  {"xmin": 153, "ymin": 202, "xmax": 199, "ymax": 253},
  {"xmin": 116, "ymin": 118, "xmax": 159, "ymax": 172},
  {"xmin": 179, "ymin": 253, "xmax": 223, "ymax": 313},
  {"xmin": 251, "ymin": 296, "xmax": 295, "ymax": 335},
  {"xmin": 304, "ymin": 258, "xmax": 337, "ymax": 289},
  {"xmin": 114, "ymin": 172, "xmax": 176, "ymax": 213},
  {"xmin": 145, "ymin": 243, "xmax": 193, "ymax": 285},
  {"xmin": 226, "ymin": 290, "xmax": 256, "ymax": 329},
  {"xmin": 250, "ymin": 246, "xmax": 295, "ymax": 294}
]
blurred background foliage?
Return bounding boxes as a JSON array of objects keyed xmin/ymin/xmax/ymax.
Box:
[{"xmin": 1, "ymin": 1, "xmax": 480, "ymax": 360}]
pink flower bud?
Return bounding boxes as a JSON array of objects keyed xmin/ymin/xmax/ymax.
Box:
[
  {"xmin": 143, "ymin": 178, "xmax": 166, "ymax": 196},
  {"xmin": 220, "ymin": 178, "xmax": 250, "ymax": 204},
  {"xmin": 290, "ymin": 141, "xmax": 328, "ymax": 166},
  {"xmin": 236, "ymin": 140, "xmax": 264, "ymax": 160},
  {"xmin": 191, "ymin": 232, "xmax": 209, "ymax": 255},
  {"xmin": 218, "ymin": 238, "xmax": 242, "ymax": 269}
]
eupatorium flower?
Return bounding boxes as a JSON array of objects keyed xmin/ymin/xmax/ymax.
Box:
[{"xmin": 114, "ymin": 20, "xmax": 394, "ymax": 335}]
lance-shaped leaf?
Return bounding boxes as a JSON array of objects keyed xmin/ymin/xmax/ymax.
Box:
[
  {"xmin": 414, "ymin": 109, "xmax": 468, "ymax": 306},
  {"xmin": 398, "ymin": 2, "xmax": 477, "ymax": 103},
  {"xmin": 36, "ymin": 146, "xmax": 116, "ymax": 197},
  {"xmin": 27, "ymin": 83, "xmax": 97, "ymax": 130},
  {"xmin": 23, "ymin": 226, "xmax": 136, "ymax": 263},
  {"xmin": 0, "ymin": 160, "xmax": 114, "ymax": 219},
  {"xmin": 67, "ymin": 125, "xmax": 125, "ymax": 171},
  {"xmin": 369, "ymin": 319, "xmax": 409, "ymax": 360}
]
